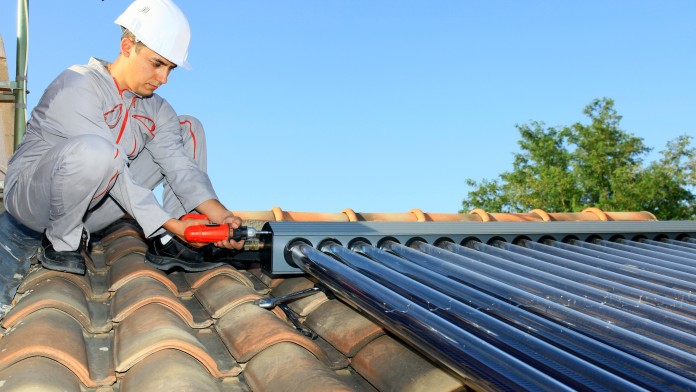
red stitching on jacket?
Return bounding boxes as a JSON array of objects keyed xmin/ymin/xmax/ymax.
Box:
[
  {"xmin": 115, "ymin": 107, "xmax": 129, "ymax": 144},
  {"xmin": 112, "ymin": 77, "xmax": 128, "ymax": 97},
  {"xmin": 180, "ymin": 119, "xmax": 197, "ymax": 160},
  {"xmin": 133, "ymin": 115, "xmax": 156, "ymax": 136},
  {"xmin": 93, "ymin": 171, "xmax": 119, "ymax": 200},
  {"xmin": 128, "ymin": 138, "xmax": 137, "ymax": 157},
  {"xmin": 103, "ymin": 104, "xmax": 122, "ymax": 128},
  {"xmin": 115, "ymin": 97, "xmax": 137, "ymax": 145}
]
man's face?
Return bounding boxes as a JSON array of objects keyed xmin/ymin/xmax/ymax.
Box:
[{"xmin": 123, "ymin": 41, "xmax": 177, "ymax": 96}]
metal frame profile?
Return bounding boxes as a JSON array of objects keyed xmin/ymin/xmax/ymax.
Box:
[{"xmin": 262, "ymin": 220, "xmax": 696, "ymax": 274}]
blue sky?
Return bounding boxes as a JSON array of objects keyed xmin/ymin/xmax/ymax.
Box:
[{"xmin": 2, "ymin": 1, "xmax": 695, "ymax": 214}]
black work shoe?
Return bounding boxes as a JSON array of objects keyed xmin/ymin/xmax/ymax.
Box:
[
  {"xmin": 145, "ymin": 236, "xmax": 224, "ymax": 272},
  {"xmin": 37, "ymin": 232, "xmax": 87, "ymax": 275},
  {"xmin": 203, "ymin": 245, "xmax": 242, "ymax": 261},
  {"xmin": 202, "ymin": 246, "xmax": 249, "ymax": 269}
]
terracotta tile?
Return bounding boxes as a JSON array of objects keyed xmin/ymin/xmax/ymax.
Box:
[
  {"xmin": 271, "ymin": 277, "xmax": 328, "ymax": 316},
  {"xmin": 270, "ymin": 276, "xmax": 314, "ymax": 297},
  {"xmin": 120, "ymin": 349, "xmax": 242, "ymax": 392},
  {"xmin": 358, "ymin": 212, "xmax": 421, "ymax": 222},
  {"xmin": 0, "ymin": 357, "xmax": 84, "ymax": 391},
  {"xmin": 3, "ymin": 278, "xmax": 111, "ymax": 333},
  {"xmin": 422, "ymin": 213, "xmax": 482, "ymax": 222},
  {"xmin": 0, "ymin": 308, "xmax": 116, "ymax": 388},
  {"xmin": 111, "ymin": 276, "xmax": 212, "ymax": 328},
  {"xmin": 603, "ymin": 211, "xmax": 656, "ymax": 221},
  {"xmin": 104, "ymin": 236, "xmax": 147, "ymax": 266},
  {"xmin": 242, "ymin": 266, "xmax": 273, "ymax": 293},
  {"xmin": 215, "ymin": 302, "xmax": 327, "ymax": 363},
  {"xmin": 114, "ymin": 303, "xmax": 240, "ymax": 377},
  {"xmin": 546, "ymin": 212, "xmax": 602, "ymax": 222},
  {"xmin": 247, "ymin": 263, "xmax": 284, "ymax": 289},
  {"xmin": 195, "ymin": 274, "xmax": 263, "ymax": 319},
  {"xmin": 489, "ymin": 213, "xmax": 543, "ymax": 222},
  {"xmin": 352, "ymin": 335, "xmax": 464, "ymax": 392},
  {"xmin": 244, "ymin": 342, "xmax": 354, "ymax": 392},
  {"xmin": 185, "ymin": 265, "xmax": 256, "ymax": 290},
  {"xmin": 98, "ymin": 219, "xmax": 145, "ymax": 248},
  {"xmin": 233, "ymin": 211, "xmax": 276, "ymax": 222},
  {"xmin": 282, "ymin": 210, "xmax": 348, "ymax": 222},
  {"xmin": 17, "ymin": 268, "xmax": 95, "ymax": 300},
  {"xmin": 304, "ymin": 300, "xmax": 384, "ymax": 357},
  {"xmin": 108, "ymin": 254, "xmax": 179, "ymax": 296}
]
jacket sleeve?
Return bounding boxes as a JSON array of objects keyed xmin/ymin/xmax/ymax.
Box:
[
  {"xmin": 37, "ymin": 68, "xmax": 116, "ymax": 142},
  {"xmin": 144, "ymin": 98, "xmax": 218, "ymax": 213}
]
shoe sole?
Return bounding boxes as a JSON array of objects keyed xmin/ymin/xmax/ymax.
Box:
[
  {"xmin": 145, "ymin": 253, "xmax": 224, "ymax": 272},
  {"xmin": 37, "ymin": 251, "xmax": 86, "ymax": 275}
]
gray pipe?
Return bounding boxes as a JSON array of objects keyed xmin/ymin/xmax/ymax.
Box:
[{"xmin": 13, "ymin": 0, "xmax": 28, "ymax": 149}]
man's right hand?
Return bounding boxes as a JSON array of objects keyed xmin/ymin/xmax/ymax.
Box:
[{"xmin": 162, "ymin": 217, "xmax": 209, "ymax": 248}]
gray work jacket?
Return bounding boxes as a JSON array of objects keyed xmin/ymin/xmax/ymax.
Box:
[{"xmin": 5, "ymin": 57, "xmax": 217, "ymax": 237}]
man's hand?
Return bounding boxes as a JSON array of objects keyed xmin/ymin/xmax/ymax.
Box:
[
  {"xmin": 213, "ymin": 215, "xmax": 244, "ymax": 250},
  {"xmin": 193, "ymin": 199, "xmax": 245, "ymax": 251},
  {"xmin": 162, "ymin": 217, "xmax": 210, "ymax": 248}
]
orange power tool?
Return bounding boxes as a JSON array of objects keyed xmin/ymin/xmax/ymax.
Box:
[{"xmin": 182, "ymin": 213, "xmax": 271, "ymax": 243}]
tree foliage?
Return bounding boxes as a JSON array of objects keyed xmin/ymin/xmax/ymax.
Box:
[{"xmin": 461, "ymin": 98, "xmax": 696, "ymax": 220}]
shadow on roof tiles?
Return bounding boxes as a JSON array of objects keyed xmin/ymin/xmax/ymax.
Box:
[
  {"xmin": 98, "ymin": 219, "xmax": 145, "ymax": 248},
  {"xmin": 352, "ymin": 335, "xmax": 464, "ymax": 392},
  {"xmin": 104, "ymin": 236, "xmax": 147, "ymax": 266}
]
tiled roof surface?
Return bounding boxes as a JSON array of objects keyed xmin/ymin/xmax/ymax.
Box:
[{"xmin": 0, "ymin": 207, "xmax": 694, "ymax": 391}]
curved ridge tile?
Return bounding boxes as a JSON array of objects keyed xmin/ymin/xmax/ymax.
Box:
[
  {"xmin": 99, "ymin": 219, "xmax": 145, "ymax": 248},
  {"xmin": 114, "ymin": 303, "xmax": 240, "ymax": 377},
  {"xmin": 108, "ymin": 254, "xmax": 178, "ymax": 296},
  {"xmin": 111, "ymin": 276, "xmax": 211, "ymax": 328},
  {"xmin": 216, "ymin": 302, "xmax": 327, "ymax": 363},
  {"xmin": 185, "ymin": 265, "xmax": 256, "ymax": 290},
  {"xmin": 304, "ymin": 300, "xmax": 384, "ymax": 357},
  {"xmin": 0, "ymin": 357, "xmax": 83, "ymax": 391},
  {"xmin": 17, "ymin": 269, "xmax": 95, "ymax": 300},
  {"xmin": 0, "ymin": 308, "xmax": 115, "ymax": 388},
  {"xmin": 352, "ymin": 335, "xmax": 464, "ymax": 392},
  {"xmin": 195, "ymin": 274, "xmax": 263, "ymax": 319},
  {"xmin": 271, "ymin": 277, "xmax": 328, "ymax": 316},
  {"xmin": 120, "ymin": 349, "xmax": 226, "ymax": 392},
  {"xmin": 3, "ymin": 278, "xmax": 111, "ymax": 333},
  {"xmin": 104, "ymin": 236, "xmax": 147, "ymax": 265},
  {"xmin": 244, "ymin": 342, "xmax": 354, "ymax": 392}
]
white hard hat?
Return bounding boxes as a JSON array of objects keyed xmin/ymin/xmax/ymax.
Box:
[{"xmin": 115, "ymin": 0, "xmax": 192, "ymax": 70}]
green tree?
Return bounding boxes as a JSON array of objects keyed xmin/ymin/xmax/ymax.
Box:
[{"xmin": 461, "ymin": 98, "xmax": 696, "ymax": 220}]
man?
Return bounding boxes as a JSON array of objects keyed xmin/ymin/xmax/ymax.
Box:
[{"xmin": 3, "ymin": 0, "xmax": 243, "ymax": 275}]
